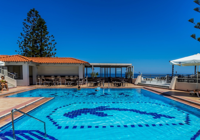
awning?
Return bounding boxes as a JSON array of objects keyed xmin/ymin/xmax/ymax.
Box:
[
  {"xmin": 170, "ymin": 53, "xmax": 200, "ymax": 66},
  {"xmin": 170, "ymin": 53, "xmax": 200, "ymax": 90}
]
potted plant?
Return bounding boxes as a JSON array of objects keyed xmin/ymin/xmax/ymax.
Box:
[
  {"xmin": 125, "ymin": 71, "xmax": 133, "ymax": 82},
  {"xmin": 90, "ymin": 72, "xmax": 99, "ymax": 78}
]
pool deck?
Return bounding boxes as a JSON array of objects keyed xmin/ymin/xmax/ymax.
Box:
[
  {"xmin": 144, "ymin": 87, "xmax": 200, "ymax": 109},
  {"xmin": 1, "ymin": 83, "xmax": 200, "ymax": 128},
  {"xmin": 0, "ymin": 97, "xmax": 43, "ymax": 118},
  {"xmin": 0, "ymin": 97, "xmax": 53, "ymax": 127}
]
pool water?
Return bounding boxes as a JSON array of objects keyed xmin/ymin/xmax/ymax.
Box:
[{"xmin": 1, "ymin": 88, "xmax": 200, "ymax": 140}]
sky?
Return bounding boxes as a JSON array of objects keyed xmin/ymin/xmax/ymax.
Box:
[{"xmin": 0, "ymin": 0, "xmax": 200, "ymax": 74}]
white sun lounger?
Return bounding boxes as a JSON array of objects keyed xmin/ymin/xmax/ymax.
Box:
[{"xmin": 190, "ymin": 91, "xmax": 199, "ymax": 97}]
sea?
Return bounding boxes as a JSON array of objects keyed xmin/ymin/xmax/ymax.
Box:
[{"xmin": 85, "ymin": 74, "xmax": 193, "ymax": 78}]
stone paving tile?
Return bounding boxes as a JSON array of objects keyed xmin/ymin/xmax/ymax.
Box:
[
  {"xmin": 0, "ymin": 98, "xmax": 53, "ymax": 127},
  {"xmin": 0, "ymin": 97, "xmax": 42, "ymax": 117}
]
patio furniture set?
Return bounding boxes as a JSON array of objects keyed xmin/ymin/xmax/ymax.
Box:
[
  {"xmin": 110, "ymin": 78, "xmax": 128, "ymax": 87},
  {"xmin": 36, "ymin": 75, "xmax": 86, "ymax": 86},
  {"xmin": 86, "ymin": 77, "xmax": 129, "ymax": 87}
]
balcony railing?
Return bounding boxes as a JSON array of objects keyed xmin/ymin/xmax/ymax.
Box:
[
  {"xmin": 141, "ymin": 74, "xmax": 172, "ymax": 83},
  {"xmin": 177, "ymin": 78, "xmax": 200, "ymax": 83}
]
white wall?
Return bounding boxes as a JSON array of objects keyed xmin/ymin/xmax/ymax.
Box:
[
  {"xmin": 79, "ymin": 65, "xmax": 83, "ymax": 79},
  {"xmin": 37, "ymin": 65, "xmax": 79, "ymax": 76},
  {"xmin": 169, "ymin": 76, "xmax": 177, "ymax": 90},
  {"xmin": 135, "ymin": 75, "xmax": 142, "ymax": 85},
  {"xmin": 175, "ymin": 82, "xmax": 200, "ymax": 91},
  {"xmin": 4, "ymin": 62, "xmax": 32, "ymax": 86},
  {"xmin": 4, "ymin": 63, "xmax": 85, "ymax": 86}
]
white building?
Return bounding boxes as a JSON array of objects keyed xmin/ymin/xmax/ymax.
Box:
[
  {"xmin": 0, "ymin": 55, "xmax": 133, "ymax": 87},
  {"xmin": 0, "ymin": 55, "xmax": 90, "ymax": 86}
]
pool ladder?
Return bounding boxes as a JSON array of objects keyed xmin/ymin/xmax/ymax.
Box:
[{"xmin": 11, "ymin": 108, "xmax": 47, "ymax": 139}]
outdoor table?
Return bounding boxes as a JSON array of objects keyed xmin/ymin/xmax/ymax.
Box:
[
  {"xmin": 66, "ymin": 81, "xmax": 73, "ymax": 86},
  {"xmin": 121, "ymin": 81, "xmax": 127, "ymax": 87},
  {"xmin": 89, "ymin": 81, "xmax": 96, "ymax": 86},
  {"xmin": 67, "ymin": 80, "xmax": 77, "ymax": 86},
  {"xmin": 45, "ymin": 79, "xmax": 54, "ymax": 86},
  {"xmin": 114, "ymin": 81, "xmax": 122, "ymax": 87}
]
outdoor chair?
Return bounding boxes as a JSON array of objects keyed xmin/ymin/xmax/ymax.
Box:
[
  {"xmin": 84, "ymin": 76, "xmax": 88, "ymax": 85},
  {"xmin": 111, "ymin": 78, "xmax": 122, "ymax": 87},
  {"xmin": 41, "ymin": 76, "xmax": 51, "ymax": 86},
  {"xmin": 70, "ymin": 76, "xmax": 73, "ymax": 80},
  {"xmin": 36, "ymin": 76, "xmax": 41, "ymax": 85},
  {"xmin": 95, "ymin": 78, "xmax": 102, "ymax": 86},
  {"xmin": 87, "ymin": 78, "xmax": 97, "ymax": 87},
  {"xmin": 189, "ymin": 90, "xmax": 200, "ymax": 97},
  {"xmin": 110, "ymin": 78, "xmax": 116, "ymax": 86},
  {"xmin": 65, "ymin": 76, "xmax": 75, "ymax": 86},
  {"xmin": 55, "ymin": 76, "xmax": 62, "ymax": 85},
  {"xmin": 51, "ymin": 76, "xmax": 56, "ymax": 86},
  {"xmin": 65, "ymin": 76, "xmax": 76, "ymax": 86},
  {"xmin": 76, "ymin": 78, "xmax": 84, "ymax": 85},
  {"xmin": 88, "ymin": 81, "xmax": 97, "ymax": 87},
  {"xmin": 65, "ymin": 76, "xmax": 70, "ymax": 85},
  {"xmin": 70, "ymin": 79, "xmax": 77, "ymax": 86},
  {"xmin": 121, "ymin": 79, "xmax": 128, "ymax": 87}
]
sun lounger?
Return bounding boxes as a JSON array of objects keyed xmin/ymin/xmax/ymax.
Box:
[{"xmin": 189, "ymin": 90, "xmax": 199, "ymax": 97}]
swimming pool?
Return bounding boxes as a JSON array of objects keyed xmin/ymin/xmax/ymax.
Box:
[{"xmin": 1, "ymin": 88, "xmax": 200, "ymax": 140}]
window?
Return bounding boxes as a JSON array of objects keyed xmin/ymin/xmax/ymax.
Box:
[{"xmin": 7, "ymin": 65, "xmax": 23, "ymax": 79}]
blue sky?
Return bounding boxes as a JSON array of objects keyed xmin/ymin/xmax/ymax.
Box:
[{"xmin": 0, "ymin": 0, "xmax": 199, "ymax": 74}]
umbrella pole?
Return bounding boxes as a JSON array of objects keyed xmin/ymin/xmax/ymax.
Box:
[{"xmin": 197, "ymin": 66, "xmax": 199, "ymax": 90}]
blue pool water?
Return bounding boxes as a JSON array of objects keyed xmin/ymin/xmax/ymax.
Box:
[{"xmin": 1, "ymin": 88, "xmax": 200, "ymax": 140}]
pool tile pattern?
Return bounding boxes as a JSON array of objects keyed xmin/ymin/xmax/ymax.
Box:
[
  {"xmin": 0, "ymin": 130, "xmax": 57, "ymax": 140},
  {"xmin": 45, "ymin": 102, "xmax": 190, "ymax": 133},
  {"xmin": 63, "ymin": 106, "xmax": 175, "ymax": 119}
]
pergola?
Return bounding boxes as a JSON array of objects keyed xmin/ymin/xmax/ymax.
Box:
[{"xmin": 85, "ymin": 63, "xmax": 133, "ymax": 78}]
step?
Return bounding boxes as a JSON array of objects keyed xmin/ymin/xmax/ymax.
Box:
[
  {"xmin": 8, "ymin": 83, "xmax": 14, "ymax": 88},
  {"xmin": 138, "ymin": 83, "xmax": 169, "ymax": 89},
  {"xmin": 0, "ymin": 130, "xmax": 58, "ymax": 140}
]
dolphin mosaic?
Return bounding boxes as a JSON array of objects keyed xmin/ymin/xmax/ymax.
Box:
[{"xmin": 63, "ymin": 106, "xmax": 175, "ymax": 119}]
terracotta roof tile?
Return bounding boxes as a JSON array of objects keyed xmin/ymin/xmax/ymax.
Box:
[
  {"xmin": 29, "ymin": 57, "xmax": 89, "ymax": 64},
  {"xmin": 0, "ymin": 55, "xmax": 9, "ymax": 58},
  {"xmin": 0, "ymin": 55, "xmax": 31, "ymax": 62},
  {"xmin": 0, "ymin": 55, "xmax": 90, "ymax": 64}
]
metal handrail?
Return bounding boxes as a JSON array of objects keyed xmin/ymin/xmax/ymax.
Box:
[
  {"xmin": 11, "ymin": 108, "xmax": 47, "ymax": 139},
  {"xmin": 0, "ymin": 68, "xmax": 15, "ymax": 79}
]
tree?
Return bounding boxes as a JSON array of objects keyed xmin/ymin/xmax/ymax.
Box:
[
  {"xmin": 16, "ymin": 8, "xmax": 57, "ymax": 57},
  {"xmin": 189, "ymin": 0, "xmax": 200, "ymax": 42},
  {"xmin": 34, "ymin": 17, "xmax": 57, "ymax": 57}
]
